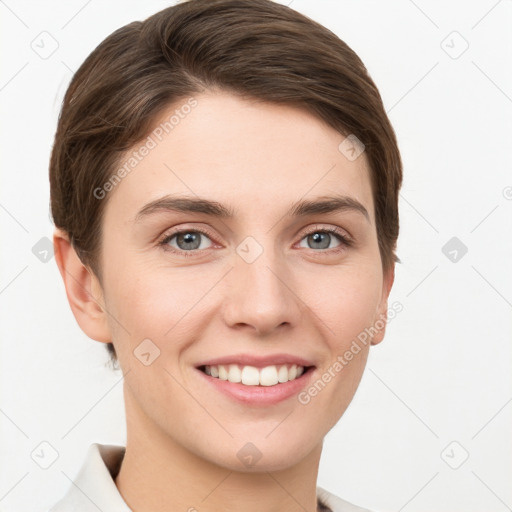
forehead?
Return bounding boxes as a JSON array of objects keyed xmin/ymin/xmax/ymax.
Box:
[{"xmin": 103, "ymin": 91, "xmax": 374, "ymax": 225}]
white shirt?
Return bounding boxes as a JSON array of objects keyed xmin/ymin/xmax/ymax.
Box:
[{"xmin": 47, "ymin": 443, "xmax": 373, "ymax": 512}]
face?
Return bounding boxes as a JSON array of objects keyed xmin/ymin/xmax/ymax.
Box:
[{"xmin": 92, "ymin": 90, "xmax": 393, "ymax": 471}]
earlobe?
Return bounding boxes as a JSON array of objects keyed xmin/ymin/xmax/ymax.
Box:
[
  {"xmin": 53, "ymin": 228, "xmax": 112, "ymax": 343},
  {"xmin": 370, "ymin": 265, "xmax": 395, "ymax": 346}
]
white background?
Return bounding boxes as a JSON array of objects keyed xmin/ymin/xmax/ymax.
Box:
[{"xmin": 1, "ymin": 1, "xmax": 511, "ymax": 511}]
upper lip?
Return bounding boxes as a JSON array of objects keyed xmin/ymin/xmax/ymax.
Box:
[{"xmin": 196, "ymin": 353, "xmax": 315, "ymax": 369}]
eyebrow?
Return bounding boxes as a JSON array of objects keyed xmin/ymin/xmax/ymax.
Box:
[{"xmin": 134, "ymin": 194, "xmax": 370, "ymax": 224}]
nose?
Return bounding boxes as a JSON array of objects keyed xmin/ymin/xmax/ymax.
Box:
[{"xmin": 221, "ymin": 239, "xmax": 302, "ymax": 337}]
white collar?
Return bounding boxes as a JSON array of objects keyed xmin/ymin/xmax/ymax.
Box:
[
  {"xmin": 49, "ymin": 443, "xmax": 131, "ymax": 512},
  {"xmin": 49, "ymin": 443, "xmax": 372, "ymax": 512}
]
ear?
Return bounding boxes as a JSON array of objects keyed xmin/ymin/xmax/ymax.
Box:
[
  {"xmin": 53, "ymin": 227, "xmax": 111, "ymax": 343},
  {"xmin": 370, "ymin": 264, "xmax": 395, "ymax": 346}
]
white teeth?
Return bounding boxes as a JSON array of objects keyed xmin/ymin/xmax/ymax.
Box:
[
  {"xmin": 228, "ymin": 364, "xmax": 241, "ymax": 383},
  {"xmin": 218, "ymin": 365, "xmax": 228, "ymax": 380},
  {"xmin": 277, "ymin": 365, "xmax": 288, "ymax": 383},
  {"xmin": 202, "ymin": 363, "xmax": 306, "ymax": 386},
  {"xmin": 259, "ymin": 365, "xmax": 278, "ymax": 386},
  {"xmin": 241, "ymin": 366, "xmax": 260, "ymax": 385}
]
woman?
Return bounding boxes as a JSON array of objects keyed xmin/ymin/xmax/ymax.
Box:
[{"xmin": 49, "ymin": 0, "xmax": 402, "ymax": 510}]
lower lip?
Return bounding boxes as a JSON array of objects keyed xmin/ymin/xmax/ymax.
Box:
[{"xmin": 195, "ymin": 366, "xmax": 316, "ymax": 406}]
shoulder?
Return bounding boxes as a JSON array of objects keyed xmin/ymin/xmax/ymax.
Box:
[{"xmin": 317, "ymin": 485, "xmax": 376, "ymax": 512}]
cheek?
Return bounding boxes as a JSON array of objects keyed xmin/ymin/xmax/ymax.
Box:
[
  {"xmin": 100, "ymin": 259, "xmax": 165, "ymax": 348},
  {"xmin": 306, "ymin": 264, "xmax": 382, "ymax": 346},
  {"xmin": 302, "ymin": 268, "xmax": 379, "ymax": 412},
  {"xmin": 305, "ymin": 273, "xmax": 378, "ymax": 428},
  {"xmin": 102, "ymin": 262, "xmax": 211, "ymax": 361}
]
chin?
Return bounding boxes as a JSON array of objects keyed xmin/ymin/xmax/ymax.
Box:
[{"xmin": 200, "ymin": 432, "xmax": 319, "ymax": 473}]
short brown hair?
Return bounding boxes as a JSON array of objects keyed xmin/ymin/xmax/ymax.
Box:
[{"xmin": 49, "ymin": 0, "xmax": 403, "ymax": 364}]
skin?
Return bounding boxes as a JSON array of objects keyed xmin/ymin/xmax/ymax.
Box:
[{"xmin": 54, "ymin": 90, "xmax": 394, "ymax": 512}]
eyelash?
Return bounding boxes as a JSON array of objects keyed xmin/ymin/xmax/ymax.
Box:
[{"xmin": 157, "ymin": 225, "xmax": 353, "ymax": 258}]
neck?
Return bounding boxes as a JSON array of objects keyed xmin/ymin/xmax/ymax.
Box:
[{"xmin": 115, "ymin": 389, "xmax": 323, "ymax": 512}]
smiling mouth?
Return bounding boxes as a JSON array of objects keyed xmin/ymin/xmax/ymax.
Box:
[{"xmin": 197, "ymin": 363, "xmax": 314, "ymax": 387}]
